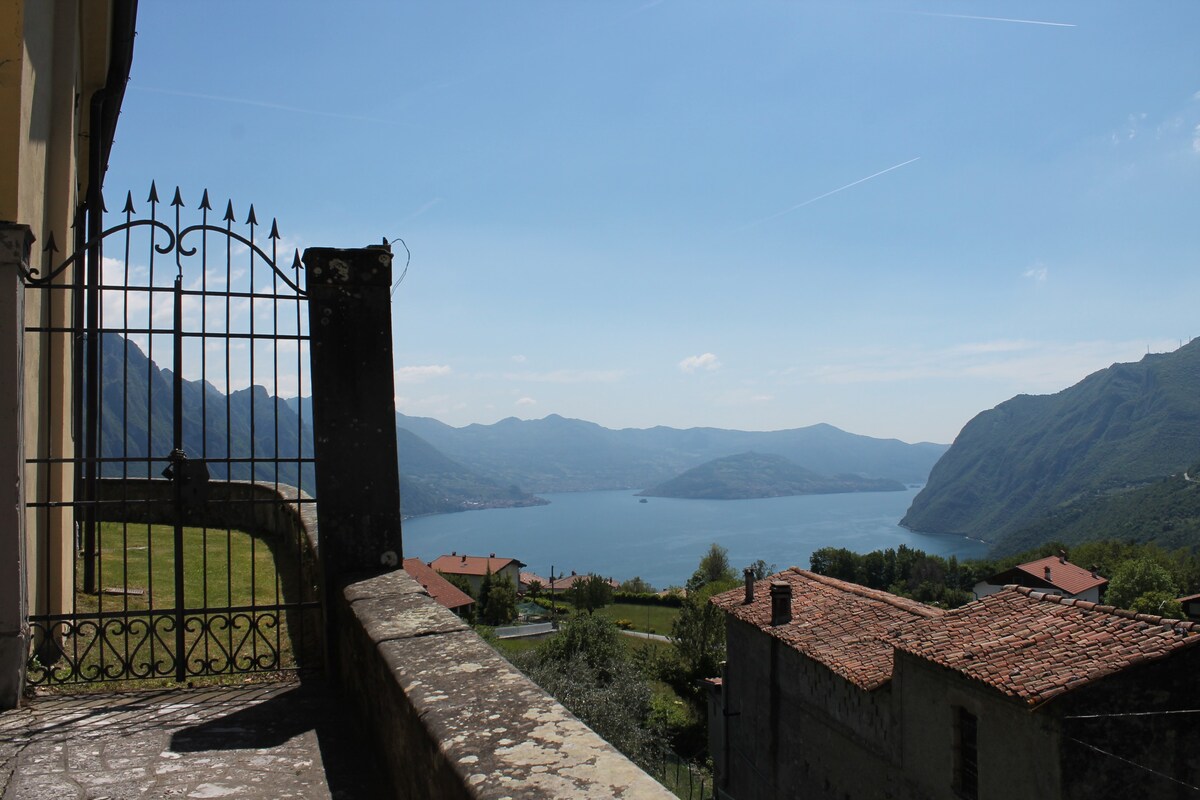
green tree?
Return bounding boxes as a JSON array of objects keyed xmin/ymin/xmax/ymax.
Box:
[
  {"xmin": 619, "ymin": 576, "xmax": 656, "ymax": 594},
  {"xmin": 808, "ymin": 547, "xmax": 859, "ymax": 582},
  {"xmin": 745, "ymin": 559, "xmax": 776, "ymax": 582},
  {"xmin": 572, "ymin": 573, "xmax": 615, "ymax": 613},
  {"xmin": 481, "ymin": 572, "xmax": 517, "ymax": 626},
  {"xmin": 1128, "ymin": 590, "xmax": 1184, "ymax": 619},
  {"xmin": 689, "ymin": 543, "xmax": 737, "ymax": 591},
  {"xmin": 670, "ymin": 581, "xmax": 732, "ymax": 685},
  {"xmin": 1106, "ymin": 558, "xmax": 1178, "ymax": 610},
  {"xmin": 514, "ymin": 614, "xmax": 660, "ymax": 767},
  {"xmin": 525, "ymin": 578, "xmax": 543, "ymax": 598},
  {"xmin": 478, "ymin": 567, "xmax": 493, "ymax": 614},
  {"xmin": 672, "ymin": 545, "xmax": 741, "ymax": 686}
]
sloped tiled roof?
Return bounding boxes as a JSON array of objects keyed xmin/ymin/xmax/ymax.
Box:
[
  {"xmin": 519, "ymin": 571, "xmax": 547, "ymax": 587},
  {"xmin": 886, "ymin": 586, "xmax": 1200, "ymax": 706},
  {"xmin": 711, "ymin": 568, "xmax": 942, "ymax": 690},
  {"xmin": 402, "ymin": 558, "xmax": 474, "ymax": 611},
  {"xmin": 542, "ymin": 572, "xmax": 620, "ymax": 591},
  {"xmin": 429, "ymin": 553, "xmax": 525, "ymax": 577},
  {"xmin": 990, "ymin": 555, "xmax": 1108, "ymax": 596}
]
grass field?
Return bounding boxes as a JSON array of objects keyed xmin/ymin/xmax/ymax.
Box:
[
  {"xmin": 594, "ymin": 602, "xmax": 680, "ymax": 636},
  {"xmin": 30, "ymin": 521, "xmax": 318, "ymax": 688}
]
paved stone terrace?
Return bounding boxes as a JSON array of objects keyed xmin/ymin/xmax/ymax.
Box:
[{"xmin": 0, "ymin": 681, "xmax": 385, "ymax": 799}]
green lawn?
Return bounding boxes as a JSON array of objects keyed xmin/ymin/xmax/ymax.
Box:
[
  {"xmin": 594, "ymin": 602, "xmax": 680, "ymax": 636},
  {"xmin": 76, "ymin": 522, "xmax": 287, "ymax": 613},
  {"xmin": 31, "ymin": 521, "xmax": 318, "ymax": 688}
]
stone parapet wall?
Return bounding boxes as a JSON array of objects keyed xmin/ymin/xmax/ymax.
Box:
[
  {"xmin": 334, "ymin": 568, "xmax": 677, "ymax": 799},
  {"xmin": 94, "ymin": 478, "xmax": 319, "ymax": 554}
]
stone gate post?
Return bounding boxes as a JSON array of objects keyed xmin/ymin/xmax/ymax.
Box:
[{"xmin": 303, "ymin": 243, "xmax": 404, "ymax": 593}]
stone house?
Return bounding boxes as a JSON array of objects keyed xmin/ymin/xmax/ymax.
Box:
[
  {"xmin": 973, "ymin": 553, "xmax": 1107, "ymax": 602},
  {"xmin": 709, "ymin": 568, "xmax": 1200, "ymax": 800}
]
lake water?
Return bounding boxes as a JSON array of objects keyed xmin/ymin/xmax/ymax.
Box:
[{"xmin": 403, "ymin": 488, "xmax": 988, "ymax": 590}]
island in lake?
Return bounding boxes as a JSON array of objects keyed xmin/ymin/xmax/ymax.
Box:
[{"xmin": 637, "ymin": 451, "xmax": 905, "ymax": 500}]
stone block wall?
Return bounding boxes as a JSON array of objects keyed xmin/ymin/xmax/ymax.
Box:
[
  {"xmin": 719, "ymin": 617, "xmax": 913, "ymax": 800},
  {"xmin": 333, "ymin": 569, "xmax": 678, "ymax": 799}
]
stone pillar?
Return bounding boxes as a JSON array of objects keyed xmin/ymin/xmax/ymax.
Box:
[
  {"xmin": 0, "ymin": 224, "xmax": 33, "ymax": 709},
  {"xmin": 304, "ymin": 244, "xmax": 403, "ymax": 586}
]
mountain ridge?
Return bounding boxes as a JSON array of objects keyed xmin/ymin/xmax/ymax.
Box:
[
  {"xmin": 902, "ymin": 341, "xmax": 1200, "ymax": 543},
  {"xmin": 638, "ymin": 451, "xmax": 906, "ymax": 500}
]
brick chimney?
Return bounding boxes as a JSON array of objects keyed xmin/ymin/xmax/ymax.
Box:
[
  {"xmin": 744, "ymin": 568, "xmax": 754, "ymax": 605},
  {"xmin": 770, "ymin": 581, "xmax": 792, "ymax": 626}
]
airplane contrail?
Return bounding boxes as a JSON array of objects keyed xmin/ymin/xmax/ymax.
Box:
[
  {"xmin": 130, "ymin": 86, "xmax": 400, "ymax": 125},
  {"xmin": 915, "ymin": 12, "xmax": 1076, "ymax": 28},
  {"xmin": 741, "ymin": 156, "xmax": 921, "ymax": 230}
]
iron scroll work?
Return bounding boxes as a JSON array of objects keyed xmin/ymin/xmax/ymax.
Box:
[{"xmin": 24, "ymin": 184, "xmax": 321, "ymax": 685}]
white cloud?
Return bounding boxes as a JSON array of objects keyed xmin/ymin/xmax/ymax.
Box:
[
  {"xmin": 1023, "ymin": 265, "xmax": 1048, "ymax": 283},
  {"xmin": 511, "ymin": 354, "xmax": 527, "ymax": 363},
  {"xmin": 1193, "ymin": 123, "xmax": 1200, "ymax": 153},
  {"xmin": 394, "ymin": 364, "xmax": 452, "ymax": 383},
  {"xmin": 516, "ymin": 396, "xmax": 537, "ymax": 406},
  {"xmin": 679, "ymin": 353, "xmax": 721, "ymax": 373}
]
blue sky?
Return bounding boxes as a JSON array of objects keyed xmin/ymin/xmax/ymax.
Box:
[{"xmin": 105, "ymin": 1, "xmax": 1200, "ymax": 444}]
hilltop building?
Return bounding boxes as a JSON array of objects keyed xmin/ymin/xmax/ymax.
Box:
[
  {"xmin": 709, "ymin": 568, "xmax": 1200, "ymax": 800},
  {"xmin": 1178, "ymin": 592, "xmax": 1200, "ymax": 622},
  {"xmin": 428, "ymin": 552, "xmax": 525, "ymax": 597},
  {"xmin": 973, "ymin": 553, "xmax": 1107, "ymax": 602}
]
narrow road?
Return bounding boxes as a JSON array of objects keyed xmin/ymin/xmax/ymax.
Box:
[{"xmin": 620, "ymin": 629, "xmax": 671, "ymax": 643}]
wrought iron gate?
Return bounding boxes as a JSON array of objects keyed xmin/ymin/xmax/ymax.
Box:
[{"xmin": 21, "ymin": 184, "xmax": 321, "ymax": 685}]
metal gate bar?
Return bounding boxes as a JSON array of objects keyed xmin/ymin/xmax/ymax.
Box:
[{"xmin": 22, "ymin": 184, "xmax": 321, "ymax": 686}]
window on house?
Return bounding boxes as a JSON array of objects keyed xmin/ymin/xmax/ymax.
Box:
[{"xmin": 954, "ymin": 706, "xmax": 979, "ymax": 800}]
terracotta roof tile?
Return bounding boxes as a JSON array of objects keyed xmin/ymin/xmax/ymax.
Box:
[
  {"xmin": 429, "ymin": 553, "xmax": 525, "ymax": 577},
  {"xmin": 886, "ymin": 586, "xmax": 1200, "ymax": 706},
  {"xmin": 402, "ymin": 558, "xmax": 474, "ymax": 611},
  {"xmin": 711, "ymin": 568, "xmax": 942, "ymax": 691},
  {"xmin": 1006, "ymin": 555, "xmax": 1108, "ymax": 596}
]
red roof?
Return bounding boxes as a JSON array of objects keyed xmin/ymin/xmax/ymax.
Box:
[
  {"xmin": 402, "ymin": 558, "xmax": 474, "ymax": 611},
  {"xmin": 542, "ymin": 572, "xmax": 620, "ymax": 591},
  {"xmin": 429, "ymin": 553, "xmax": 525, "ymax": 577},
  {"xmin": 992, "ymin": 555, "xmax": 1108, "ymax": 596},
  {"xmin": 520, "ymin": 571, "xmax": 548, "ymax": 587},
  {"xmin": 887, "ymin": 586, "xmax": 1200, "ymax": 706},
  {"xmin": 711, "ymin": 568, "xmax": 942, "ymax": 690}
]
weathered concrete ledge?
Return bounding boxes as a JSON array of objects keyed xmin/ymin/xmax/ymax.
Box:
[{"xmin": 335, "ymin": 569, "xmax": 677, "ymax": 799}]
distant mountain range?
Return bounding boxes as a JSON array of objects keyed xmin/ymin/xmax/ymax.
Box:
[
  {"xmin": 98, "ymin": 333, "xmax": 313, "ymax": 488},
  {"xmin": 393, "ymin": 412, "xmax": 945, "ymax": 494},
  {"xmin": 98, "ymin": 335, "xmax": 947, "ymax": 518},
  {"xmin": 638, "ymin": 452, "xmax": 906, "ymax": 500},
  {"xmin": 903, "ymin": 340, "xmax": 1200, "ymax": 552}
]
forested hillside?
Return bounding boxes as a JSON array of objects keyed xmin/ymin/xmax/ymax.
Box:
[{"xmin": 903, "ymin": 341, "xmax": 1200, "ymax": 543}]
